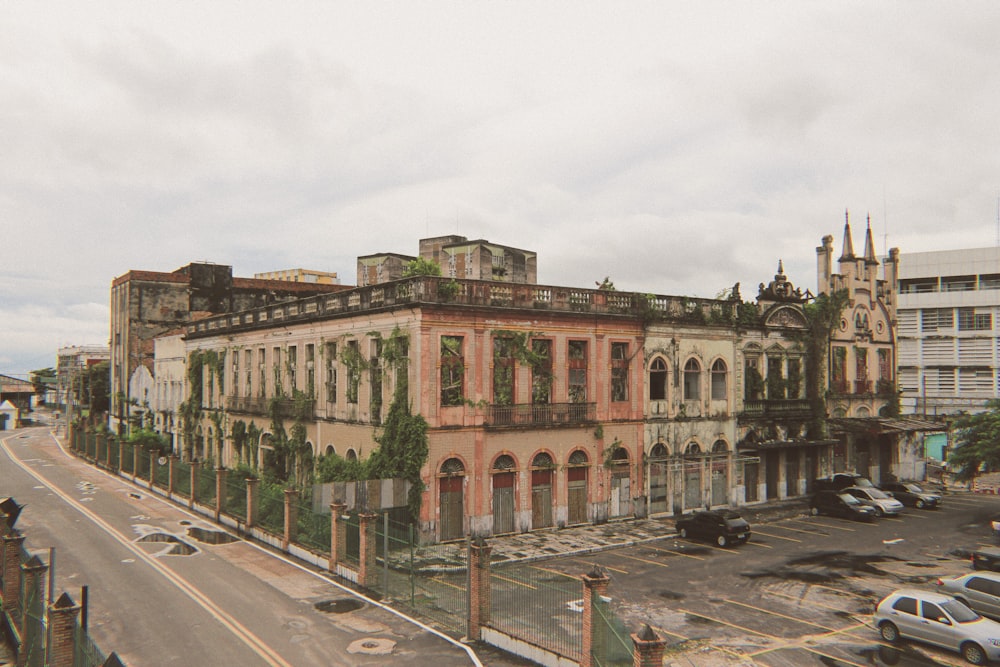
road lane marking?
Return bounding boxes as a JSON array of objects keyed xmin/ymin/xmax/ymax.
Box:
[
  {"xmin": 491, "ymin": 572, "xmax": 537, "ymax": 589},
  {"xmin": 643, "ymin": 544, "xmax": 706, "ymax": 560},
  {"xmin": 743, "ymin": 539, "xmax": 772, "ymax": 548},
  {"xmin": 750, "ymin": 529, "xmax": 801, "ymax": 543},
  {"xmin": 529, "ymin": 565, "xmax": 579, "ymax": 580},
  {"xmin": 1, "ymin": 436, "xmax": 294, "ymax": 667},
  {"xmin": 723, "ymin": 598, "xmax": 838, "ymax": 632},
  {"xmin": 762, "ymin": 523, "xmax": 823, "ymax": 536},
  {"xmin": 677, "ymin": 608, "xmax": 782, "ymax": 640},
  {"xmin": 616, "ymin": 552, "xmax": 668, "ymax": 568}
]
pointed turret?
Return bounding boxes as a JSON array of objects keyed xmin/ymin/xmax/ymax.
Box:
[
  {"xmin": 839, "ymin": 210, "xmax": 856, "ymax": 261},
  {"xmin": 863, "ymin": 214, "xmax": 879, "ymax": 265}
]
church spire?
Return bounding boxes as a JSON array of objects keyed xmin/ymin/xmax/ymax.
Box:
[
  {"xmin": 839, "ymin": 209, "xmax": 856, "ymax": 261},
  {"xmin": 863, "ymin": 213, "xmax": 879, "ymax": 264}
]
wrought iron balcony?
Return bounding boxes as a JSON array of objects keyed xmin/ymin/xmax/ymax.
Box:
[
  {"xmin": 740, "ymin": 399, "xmax": 813, "ymax": 420},
  {"xmin": 225, "ymin": 395, "xmax": 314, "ymax": 418},
  {"xmin": 487, "ymin": 402, "xmax": 596, "ymax": 427}
]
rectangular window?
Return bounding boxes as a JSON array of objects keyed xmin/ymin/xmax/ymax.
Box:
[
  {"xmin": 832, "ymin": 346, "xmax": 847, "ymax": 393},
  {"xmin": 531, "ymin": 339, "xmax": 553, "ymax": 404},
  {"xmin": 306, "ymin": 344, "xmax": 315, "ymax": 396},
  {"xmin": 288, "ymin": 345, "xmax": 298, "ymax": 391},
  {"xmin": 346, "ymin": 340, "xmax": 360, "ymax": 404},
  {"xmin": 958, "ymin": 308, "xmax": 993, "ymax": 331},
  {"xmin": 325, "ymin": 342, "xmax": 338, "ymax": 404},
  {"xmin": 922, "ymin": 308, "xmax": 954, "ymax": 332},
  {"xmin": 258, "ymin": 348, "xmax": 266, "ymax": 398},
  {"xmin": 370, "ymin": 339, "xmax": 382, "ymax": 422},
  {"xmin": 244, "ymin": 350, "xmax": 252, "ymax": 397},
  {"xmin": 395, "ymin": 337, "xmax": 409, "ymax": 405},
  {"xmin": 766, "ymin": 356, "xmax": 784, "ymax": 400},
  {"xmin": 855, "ymin": 347, "xmax": 870, "ymax": 393},
  {"xmin": 493, "ymin": 337, "xmax": 515, "ymax": 405},
  {"xmin": 568, "ymin": 340, "xmax": 587, "ymax": 403},
  {"xmin": 611, "ymin": 342, "xmax": 629, "ymax": 402},
  {"xmin": 878, "ymin": 349, "xmax": 892, "ymax": 382},
  {"xmin": 232, "ymin": 352, "xmax": 239, "ymax": 398},
  {"xmin": 441, "ymin": 336, "xmax": 465, "ymax": 406},
  {"xmin": 272, "ymin": 346, "xmax": 282, "ymax": 396}
]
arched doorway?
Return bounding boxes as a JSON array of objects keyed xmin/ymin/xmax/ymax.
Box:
[
  {"xmin": 609, "ymin": 448, "xmax": 631, "ymax": 518},
  {"xmin": 438, "ymin": 458, "xmax": 465, "ymax": 541},
  {"xmin": 492, "ymin": 454, "xmax": 516, "ymax": 535},
  {"xmin": 566, "ymin": 450, "xmax": 589, "ymax": 525},
  {"xmin": 648, "ymin": 442, "xmax": 669, "ymax": 514},
  {"xmin": 710, "ymin": 440, "xmax": 729, "ymax": 506},
  {"xmin": 684, "ymin": 442, "xmax": 703, "ymax": 509},
  {"xmin": 531, "ymin": 452, "xmax": 554, "ymax": 528}
]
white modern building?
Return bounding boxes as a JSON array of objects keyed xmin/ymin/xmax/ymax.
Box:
[{"xmin": 897, "ymin": 247, "xmax": 1000, "ymax": 416}]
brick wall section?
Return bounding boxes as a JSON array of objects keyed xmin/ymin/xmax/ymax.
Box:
[
  {"xmin": 246, "ymin": 478, "xmax": 260, "ymax": 528},
  {"xmin": 48, "ymin": 592, "xmax": 80, "ymax": 667},
  {"xmin": 358, "ymin": 513, "xmax": 377, "ymax": 588},
  {"xmin": 1, "ymin": 533, "xmax": 25, "ymax": 616},
  {"xmin": 328, "ymin": 502, "xmax": 346, "ymax": 572},
  {"xmin": 581, "ymin": 567, "xmax": 610, "ymax": 667},
  {"xmin": 631, "ymin": 624, "xmax": 666, "ymax": 667},
  {"xmin": 467, "ymin": 540, "xmax": 492, "ymax": 641}
]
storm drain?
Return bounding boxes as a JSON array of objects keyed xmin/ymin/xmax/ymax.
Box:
[
  {"xmin": 186, "ymin": 527, "xmax": 239, "ymax": 544},
  {"xmin": 136, "ymin": 533, "xmax": 198, "ymax": 556},
  {"xmin": 314, "ymin": 598, "xmax": 364, "ymax": 614},
  {"xmin": 347, "ymin": 638, "xmax": 395, "ymax": 656}
]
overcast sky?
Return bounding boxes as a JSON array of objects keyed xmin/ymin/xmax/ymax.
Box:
[{"xmin": 3, "ymin": 2, "xmax": 1000, "ymax": 378}]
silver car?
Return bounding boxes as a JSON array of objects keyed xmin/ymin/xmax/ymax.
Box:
[
  {"xmin": 938, "ymin": 571, "xmax": 1000, "ymax": 621},
  {"xmin": 843, "ymin": 485, "xmax": 904, "ymax": 517},
  {"xmin": 875, "ymin": 588, "xmax": 1000, "ymax": 664}
]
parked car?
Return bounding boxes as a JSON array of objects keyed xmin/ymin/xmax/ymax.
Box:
[
  {"xmin": 808, "ymin": 490, "xmax": 877, "ymax": 522},
  {"xmin": 842, "ymin": 485, "xmax": 905, "ymax": 517},
  {"xmin": 675, "ymin": 510, "xmax": 751, "ymax": 547},
  {"xmin": 875, "ymin": 588, "xmax": 1000, "ymax": 664},
  {"xmin": 972, "ymin": 548, "xmax": 1000, "ymax": 572},
  {"xmin": 937, "ymin": 571, "xmax": 1000, "ymax": 621},
  {"xmin": 813, "ymin": 473, "xmax": 876, "ymax": 492},
  {"xmin": 880, "ymin": 480, "xmax": 941, "ymax": 509}
]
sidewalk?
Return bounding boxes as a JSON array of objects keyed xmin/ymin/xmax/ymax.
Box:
[{"xmin": 404, "ymin": 498, "xmax": 811, "ymax": 573}]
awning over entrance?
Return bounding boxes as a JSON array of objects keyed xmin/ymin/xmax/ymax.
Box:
[{"xmin": 827, "ymin": 417, "xmax": 947, "ymax": 437}]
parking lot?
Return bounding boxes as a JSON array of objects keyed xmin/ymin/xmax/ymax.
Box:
[{"xmin": 457, "ymin": 493, "xmax": 1000, "ymax": 666}]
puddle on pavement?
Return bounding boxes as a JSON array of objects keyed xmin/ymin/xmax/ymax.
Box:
[
  {"xmin": 657, "ymin": 590, "xmax": 684, "ymax": 600},
  {"xmin": 314, "ymin": 598, "xmax": 364, "ymax": 614},
  {"xmin": 742, "ymin": 550, "xmax": 903, "ymax": 585},
  {"xmin": 136, "ymin": 533, "xmax": 198, "ymax": 556},
  {"xmin": 186, "ymin": 527, "xmax": 239, "ymax": 544}
]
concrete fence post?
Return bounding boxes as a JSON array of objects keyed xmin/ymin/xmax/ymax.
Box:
[
  {"xmin": 283, "ymin": 489, "xmax": 300, "ymax": 551},
  {"xmin": 47, "ymin": 592, "xmax": 81, "ymax": 667},
  {"xmin": 246, "ymin": 478, "xmax": 260, "ymax": 529},
  {"xmin": 631, "ymin": 624, "xmax": 666, "ymax": 667},
  {"xmin": 328, "ymin": 502, "xmax": 346, "ymax": 573},
  {"xmin": 581, "ymin": 565, "xmax": 610, "ymax": 667},
  {"xmin": 358, "ymin": 512, "xmax": 377, "ymax": 589},
  {"xmin": 167, "ymin": 455, "xmax": 178, "ymax": 499}
]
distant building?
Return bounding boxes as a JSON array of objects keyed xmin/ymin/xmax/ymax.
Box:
[
  {"xmin": 357, "ymin": 236, "xmax": 538, "ymax": 286},
  {"xmin": 0, "ymin": 375, "xmax": 34, "ymax": 418},
  {"xmin": 109, "ymin": 262, "xmax": 350, "ymax": 433},
  {"xmin": 56, "ymin": 345, "xmax": 110, "ymax": 415},
  {"xmin": 253, "ymin": 268, "xmax": 341, "ymax": 285},
  {"xmin": 896, "ymin": 246, "xmax": 1000, "ymax": 416}
]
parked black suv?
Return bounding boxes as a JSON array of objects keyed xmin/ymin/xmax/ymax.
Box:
[
  {"xmin": 809, "ymin": 490, "xmax": 877, "ymax": 522},
  {"xmin": 675, "ymin": 510, "xmax": 751, "ymax": 547}
]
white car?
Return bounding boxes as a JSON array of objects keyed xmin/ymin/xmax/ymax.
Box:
[
  {"xmin": 842, "ymin": 485, "xmax": 904, "ymax": 517},
  {"xmin": 875, "ymin": 588, "xmax": 1000, "ymax": 664}
]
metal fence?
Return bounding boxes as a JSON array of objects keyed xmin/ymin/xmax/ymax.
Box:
[
  {"xmin": 257, "ymin": 484, "xmax": 285, "ymax": 534},
  {"xmin": 223, "ymin": 475, "xmax": 247, "ymax": 521},
  {"xmin": 174, "ymin": 460, "xmax": 192, "ymax": 498},
  {"xmin": 295, "ymin": 497, "xmax": 330, "ymax": 552},
  {"xmin": 195, "ymin": 467, "xmax": 217, "ymax": 507},
  {"xmin": 591, "ymin": 595, "xmax": 634, "ymax": 667},
  {"xmin": 488, "ymin": 561, "xmax": 584, "ymax": 662}
]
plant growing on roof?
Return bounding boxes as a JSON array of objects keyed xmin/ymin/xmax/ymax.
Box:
[{"xmin": 402, "ymin": 257, "xmax": 442, "ymax": 277}]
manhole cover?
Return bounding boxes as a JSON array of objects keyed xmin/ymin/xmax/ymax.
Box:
[
  {"xmin": 187, "ymin": 527, "xmax": 239, "ymax": 544},
  {"xmin": 314, "ymin": 598, "xmax": 364, "ymax": 614},
  {"xmin": 347, "ymin": 637, "xmax": 395, "ymax": 655}
]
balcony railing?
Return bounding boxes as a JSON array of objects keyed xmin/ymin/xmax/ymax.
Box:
[
  {"xmin": 740, "ymin": 399, "xmax": 812, "ymax": 419},
  {"xmin": 226, "ymin": 396, "xmax": 315, "ymax": 418},
  {"xmin": 488, "ymin": 402, "xmax": 595, "ymax": 427}
]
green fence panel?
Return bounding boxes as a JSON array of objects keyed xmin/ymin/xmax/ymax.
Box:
[
  {"xmin": 592, "ymin": 595, "xmax": 634, "ymax": 667},
  {"xmin": 135, "ymin": 449, "xmax": 151, "ymax": 480},
  {"xmin": 96, "ymin": 438, "xmax": 107, "ymax": 466},
  {"xmin": 224, "ymin": 476, "xmax": 248, "ymax": 521},
  {"xmin": 74, "ymin": 622, "xmax": 108, "ymax": 667},
  {"xmin": 120, "ymin": 442, "xmax": 134, "ymax": 474},
  {"xmin": 258, "ymin": 485, "xmax": 285, "ymax": 534},
  {"xmin": 174, "ymin": 460, "xmax": 192, "ymax": 498},
  {"xmin": 108, "ymin": 440, "xmax": 120, "ymax": 471},
  {"xmin": 489, "ymin": 562, "xmax": 584, "ymax": 663},
  {"xmin": 295, "ymin": 499, "xmax": 331, "ymax": 553},
  {"xmin": 153, "ymin": 457, "xmax": 170, "ymax": 490},
  {"xmin": 196, "ymin": 467, "xmax": 217, "ymax": 507}
]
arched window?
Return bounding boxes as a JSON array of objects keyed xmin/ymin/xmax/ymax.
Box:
[
  {"xmin": 493, "ymin": 454, "xmax": 516, "ymax": 470},
  {"xmin": 532, "ymin": 452, "xmax": 554, "ymax": 468},
  {"xmin": 685, "ymin": 442, "xmax": 701, "ymax": 456},
  {"xmin": 324, "ymin": 445, "xmax": 335, "ymax": 456},
  {"xmin": 649, "ymin": 357, "xmax": 667, "ymax": 401},
  {"xmin": 711, "ymin": 359, "xmax": 728, "ymax": 400},
  {"xmin": 684, "ymin": 359, "xmax": 701, "ymax": 401},
  {"xmin": 568, "ymin": 450, "xmax": 589, "ymax": 466},
  {"xmin": 649, "ymin": 442, "xmax": 668, "ymax": 460},
  {"xmin": 345, "ymin": 448, "xmax": 358, "ymax": 462},
  {"xmin": 441, "ymin": 457, "xmax": 465, "ymax": 475},
  {"xmin": 712, "ymin": 440, "xmax": 728, "ymax": 454}
]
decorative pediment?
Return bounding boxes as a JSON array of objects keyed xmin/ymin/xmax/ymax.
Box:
[{"xmin": 763, "ymin": 305, "xmax": 808, "ymax": 329}]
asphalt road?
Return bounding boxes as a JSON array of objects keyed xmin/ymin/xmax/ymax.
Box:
[{"xmin": 1, "ymin": 425, "xmax": 486, "ymax": 667}]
